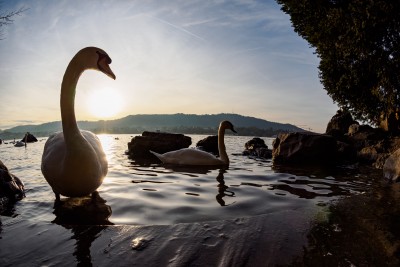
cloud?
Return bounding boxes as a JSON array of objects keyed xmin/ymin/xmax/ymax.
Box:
[{"xmin": 0, "ymin": 0, "xmax": 337, "ymax": 133}]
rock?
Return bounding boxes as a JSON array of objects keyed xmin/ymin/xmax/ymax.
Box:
[
  {"xmin": 0, "ymin": 159, "xmax": 25, "ymax": 213},
  {"xmin": 380, "ymin": 111, "xmax": 400, "ymax": 133},
  {"xmin": 127, "ymin": 131, "xmax": 191, "ymax": 160},
  {"xmin": 326, "ymin": 110, "xmax": 357, "ymax": 137},
  {"xmin": 374, "ymin": 153, "xmax": 391, "ymax": 169},
  {"xmin": 21, "ymin": 132, "xmax": 38, "ymax": 143},
  {"xmin": 196, "ymin": 135, "xmax": 218, "ymax": 156},
  {"xmin": 344, "ymin": 125, "xmax": 400, "ymax": 168},
  {"xmin": 358, "ymin": 146, "xmax": 379, "ymax": 163},
  {"xmin": 383, "ymin": 148, "xmax": 400, "ymax": 182},
  {"xmin": 245, "ymin": 137, "xmax": 266, "ymax": 150},
  {"xmin": 336, "ymin": 141, "xmax": 357, "ymax": 163},
  {"xmin": 52, "ymin": 192, "xmax": 113, "ymax": 225},
  {"xmin": 272, "ymin": 132, "xmax": 337, "ymax": 165},
  {"xmin": 243, "ymin": 137, "xmax": 272, "ymax": 159},
  {"xmin": 246, "ymin": 147, "xmax": 272, "ymax": 159},
  {"xmin": 348, "ymin": 124, "xmax": 382, "ymax": 139},
  {"xmin": 348, "ymin": 123, "xmax": 360, "ymax": 135},
  {"xmin": 347, "ymin": 124, "xmax": 386, "ymax": 152}
]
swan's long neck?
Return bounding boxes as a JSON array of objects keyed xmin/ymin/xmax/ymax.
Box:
[
  {"xmin": 218, "ymin": 126, "xmax": 229, "ymax": 165},
  {"xmin": 60, "ymin": 58, "xmax": 85, "ymax": 146}
]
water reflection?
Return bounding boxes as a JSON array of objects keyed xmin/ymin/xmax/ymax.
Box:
[
  {"xmin": 52, "ymin": 192, "xmax": 113, "ymax": 225},
  {"xmin": 270, "ymin": 165, "xmax": 371, "ymax": 199},
  {"xmin": 155, "ymin": 163, "xmax": 221, "ymax": 174},
  {"xmin": 289, "ymin": 183, "xmax": 400, "ymax": 266},
  {"xmin": 52, "ymin": 192, "xmax": 113, "ymax": 266},
  {"xmin": 215, "ymin": 169, "xmax": 236, "ymax": 206},
  {"xmin": 134, "ymin": 156, "xmax": 240, "ymax": 207}
]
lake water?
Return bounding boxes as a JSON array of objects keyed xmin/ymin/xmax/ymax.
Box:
[
  {"xmin": 0, "ymin": 134, "xmax": 365, "ymax": 225},
  {"xmin": 1, "ymin": 134, "xmax": 398, "ymax": 266}
]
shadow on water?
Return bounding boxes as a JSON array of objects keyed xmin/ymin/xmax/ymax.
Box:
[
  {"xmin": 52, "ymin": 192, "xmax": 113, "ymax": 267},
  {"xmin": 274, "ymin": 164, "xmax": 400, "ymax": 266},
  {"xmin": 284, "ymin": 169, "xmax": 400, "ymax": 266}
]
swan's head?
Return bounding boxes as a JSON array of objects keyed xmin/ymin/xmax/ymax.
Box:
[
  {"xmin": 76, "ymin": 47, "xmax": 116, "ymax": 80},
  {"xmin": 220, "ymin": 120, "xmax": 237, "ymax": 133}
]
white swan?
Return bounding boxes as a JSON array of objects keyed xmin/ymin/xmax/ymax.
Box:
[
  {"xmin": 41, "ymin": 47, "xmax": 116, "ymax": 200},
  {"xmin": 150, "ymin": 121, "xmax": 236, "ymax": 166}
]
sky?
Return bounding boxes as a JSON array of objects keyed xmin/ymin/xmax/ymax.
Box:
[{"xmin": 0, "ymin": 0, "xmax": 338, "ymax": 133}]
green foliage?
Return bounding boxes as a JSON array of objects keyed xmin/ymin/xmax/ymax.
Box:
[{"xmin": 277, "ymin": 0, "xmax": 400, "ymax": 125}]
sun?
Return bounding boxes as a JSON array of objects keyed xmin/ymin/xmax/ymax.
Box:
[{"xmin": 87, "ymin": 88, "xmax": 123, "ymax": 118}]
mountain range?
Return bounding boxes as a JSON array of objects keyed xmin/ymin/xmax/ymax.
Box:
[{"xmin": 0, "ymin": 113, "xmax": 305, "ymax": 138}]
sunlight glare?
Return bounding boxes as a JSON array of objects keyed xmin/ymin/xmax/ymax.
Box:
[{"xmin": 87, "ymin": 88, "xmax": 123, "ymax": 118}]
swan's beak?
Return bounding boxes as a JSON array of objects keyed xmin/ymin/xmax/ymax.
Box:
[
  {"xmin": 231, "ymin": 127, "xmax": 237, "ymax": 133},
  {"xmin": 98, "ymin": 57, "xmax": 116, "ymax": 80}
]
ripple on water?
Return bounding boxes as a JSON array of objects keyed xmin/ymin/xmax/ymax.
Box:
[{"xmin": 0, "ymin": 134, "xmax": 383, "ymax": 226}]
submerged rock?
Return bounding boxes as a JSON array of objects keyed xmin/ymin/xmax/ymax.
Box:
[
  {"xmin": 127, "ymin": 131, "xmax": 191, "ymax": 160},
  {"xmin": 52, "ymin": 192, "xmax": 113, "ymax": 225},
  {"xmin": 243, "ymin": 137, "xmax": 272, "ymax": 159}
]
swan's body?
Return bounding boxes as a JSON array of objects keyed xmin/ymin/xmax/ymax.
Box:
[
  {"xmin": 41, "ymin": 47, "xmax": 115, "ymax": 199},
  {"xmin": 150, "ymin": 121, "xmax": 236, "ymax": 166}
]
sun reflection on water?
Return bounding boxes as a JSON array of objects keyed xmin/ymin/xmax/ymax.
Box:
[{"xmin": 98, "ymin": 134, "xmax": 114, "ymax": 157}]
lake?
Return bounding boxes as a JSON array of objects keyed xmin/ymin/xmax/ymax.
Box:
[{"xmin": 1, "ymin": 134, "xmax": 398, "ymax": 266}]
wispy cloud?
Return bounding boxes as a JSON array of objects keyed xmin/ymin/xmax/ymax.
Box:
[
  {"xmin": 0, "ymin": 0, "xmax": 337, "ymax": 133},
  {"xmin": 148, "ymin": 15, "xmax": 207, "ymax": 42}
]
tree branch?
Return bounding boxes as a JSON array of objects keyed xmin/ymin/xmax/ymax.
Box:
[{"xmin": 0, "ymin": 6, "xmax": 28, "ymax": 39}]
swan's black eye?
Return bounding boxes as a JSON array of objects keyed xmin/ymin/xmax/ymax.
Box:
[{"xmin": 96, "ymin": 51, "xmax": 112, "ymax": 64}]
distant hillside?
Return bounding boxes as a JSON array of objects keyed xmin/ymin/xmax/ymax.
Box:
[{"xmin": 1, "ymin": 113, "xmax": 305, "ymax": 139}]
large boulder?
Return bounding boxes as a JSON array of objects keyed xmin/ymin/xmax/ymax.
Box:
[
  {"xmin": 243, "ymin": 137, "xmax": 272, "ymax": 159},
  {"xmin": 383, "ymin": 148, "xmax": 400, "ymax": 182},
  {"xmin": 127, "ymin": 131, "xmax": 191, "ymax": 160},
  {"xmin": 272, "ymin": 132, "xmax": 337, "ymax": 165},
  {"xmin": 326, "ymin": 110, "xmax": 357, "ymax": 137},
  {"xmin": 196, "ymin": 135, "xmax": 218, "ymax": 156}
]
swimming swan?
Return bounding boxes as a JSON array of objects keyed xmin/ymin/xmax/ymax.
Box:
[
  {"xmin": 150, "ymin": 121, "xmax": 236, "ymax": 166},
  {"xmin": 41, "ymin": 47, "xmax": 116, "ymax": 200}
]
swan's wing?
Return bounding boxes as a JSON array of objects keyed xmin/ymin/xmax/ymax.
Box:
[
  {"xmin": 81, "ymin": 130, "xmax": 108, "ymax": 176},
  {"xmin": 151, "ymin": 148, "xmax": 223, "ymax": 165},
  {"xmin": 41, "ymin": 132, "xmax": 67, "ymax": 180},
  {"xmin": 42, "ymin": 131, "xmax": 108, "ymax": 181}
]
